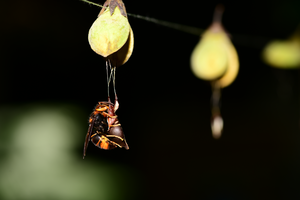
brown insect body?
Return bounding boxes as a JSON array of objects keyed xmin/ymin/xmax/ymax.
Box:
[
  {"xmin": 107, "ymin": 98, "xmax": 129, "ymax": 150},
  {"xmin": 83, "ymin": 100, "xmax": 129, "ymax": 159},
  {"xmin": 90, "ymin": 134, "xmax": 118, "ymax": 150}
]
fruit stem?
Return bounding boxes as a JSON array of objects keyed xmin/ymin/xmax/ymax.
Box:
[{"xmin": 213, "ymin": 4, "xmax": 225, "ymax": 24}]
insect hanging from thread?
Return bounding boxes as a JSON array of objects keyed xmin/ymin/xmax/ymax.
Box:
[{"xmin": 83, "ymin": 0, "xmax": 132, "ymax": 158}]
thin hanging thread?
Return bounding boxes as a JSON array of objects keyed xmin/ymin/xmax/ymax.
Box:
[
  {"xmin": 105, "ymin": 59, "xmax": 118, "ymax": 101},
  {"xmin": 127, "ymin": 13, "xmax": 203, "ymax": 36},
  {"xmin": 81, "ymin": 0, "xmax": 103, "ymax": 8},
  {"xmin": 113, "ymin": 67, "xmax": 117, "ymax": 99},
  {"xmin": 105, "ymin": 60, "xmax": 110, "ymax": 99}
]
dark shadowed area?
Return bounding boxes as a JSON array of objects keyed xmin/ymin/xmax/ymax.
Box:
[{"xmin": 1, "ymin": 0, "xmax": 300, "ymax": 199}]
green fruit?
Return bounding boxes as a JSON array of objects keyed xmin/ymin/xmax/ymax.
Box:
[
  {"xmin": 191, "ymin": 24, "xmax": 229, "ymax": 81},
  {"xmin": 88, "ymin": 6, "xmax": 130, "ymax": 57},
  {"xmin": 262, "ymin": 39, "xmax": 300, "ymax": 69},
  {"xmin": 191, "ymin": 23, "xmax": 239, "ymax": 87}
]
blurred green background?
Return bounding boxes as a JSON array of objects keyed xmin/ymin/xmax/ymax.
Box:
[{"xmin": 1, "ymin": 0, "xmax": 300, "ymax": 199}]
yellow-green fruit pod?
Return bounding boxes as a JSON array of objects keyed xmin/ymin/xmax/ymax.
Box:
[
  {"xmin": 191, "ymin": 30, "xmax": 229, "ymax": 81},
  {"xmin": 88, "ymin": 6, "xmax": 130, "ymax": 57},
  {"xmin": 262, "ymin": 40, "xmax": 300, "ymax": 69},
  {"xmin": 216, "ymin": 42, "xmax": 239, "ymax": 88}
]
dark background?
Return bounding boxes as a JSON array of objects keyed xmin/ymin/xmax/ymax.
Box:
[{"xmin": 1, "ymin": 0, "xmax": 300, "ymax": 199}]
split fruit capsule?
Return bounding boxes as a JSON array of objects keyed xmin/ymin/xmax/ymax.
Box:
[
  {"xmin": 190, "ymin": 22, "xmax": 239, "ymax": 88},
  {"xmin": 88, "ymin": 0, "xmax": 134, "ymax": 66}
]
